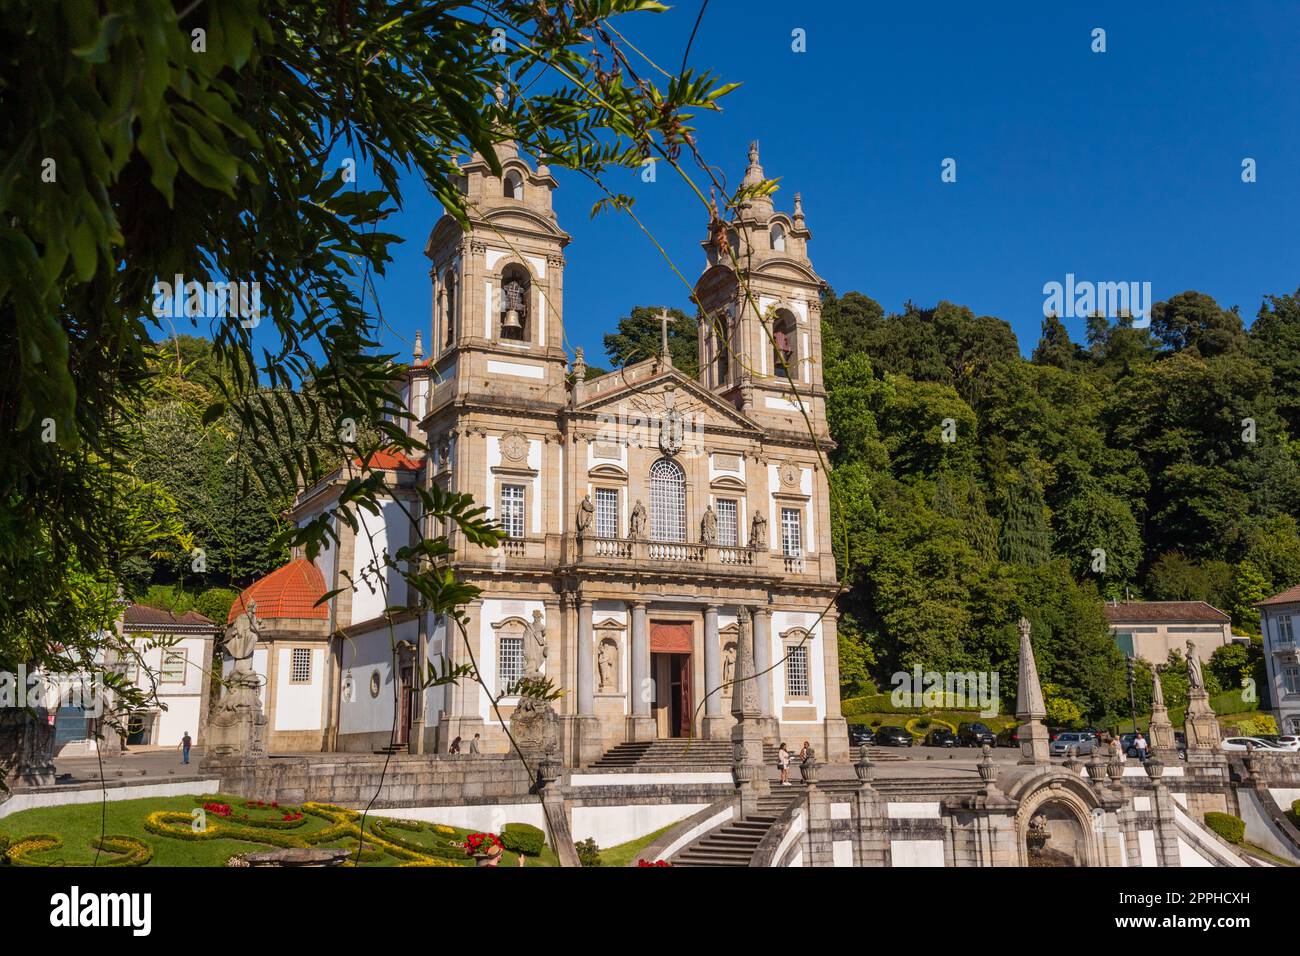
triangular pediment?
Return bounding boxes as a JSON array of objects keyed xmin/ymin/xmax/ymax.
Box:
[{"xmin": 577, "ymin": 364, "xmax": 762, "ymax": 436}]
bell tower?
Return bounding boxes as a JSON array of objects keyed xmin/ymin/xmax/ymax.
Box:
[
  {"xmin": 693, "ymin": 143, "xmax": 828, "ymax": 439},
  {"xmin": 423, "ymin": 125, "xmax": 571, "ymax": 410}
]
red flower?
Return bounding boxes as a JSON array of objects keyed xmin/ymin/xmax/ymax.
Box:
[{"xmin": 637, "ymin": 858, "xmax": 670, "ymax": 867}]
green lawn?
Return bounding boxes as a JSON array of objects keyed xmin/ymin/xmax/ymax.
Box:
[{"xmin": 0, "ymin": 794, "xmax": 667, "ymax": 868}]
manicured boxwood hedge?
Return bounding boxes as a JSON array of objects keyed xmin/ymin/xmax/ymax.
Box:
[
  {"xmin": 501, "ymin": 823, "xmax": 545, "ymax": 857},
  {"xmin": 1204, "ymin": 812, "xmax": 1245, "ymax": 845}
]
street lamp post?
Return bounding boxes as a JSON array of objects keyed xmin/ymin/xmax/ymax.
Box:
[{"xmin": 1126, "ymin": 654, "xmax": 1138, "ymax": 735}]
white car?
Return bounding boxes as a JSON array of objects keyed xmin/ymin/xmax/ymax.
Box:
[
  {"xmin": 1261, "ymin": 735, "xmax": 1300, "ymax": 753},
  {"xmin": 1220, "ymin": 736, "xmax": 1289, "ymax": 752}
]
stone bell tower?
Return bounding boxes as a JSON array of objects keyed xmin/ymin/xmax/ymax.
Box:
[
  {"xmin": 692, "ymin": 142, "xmax": 829, "ymax": 440},
  {"xmin": 423, "ymin": 104, "xmax": 571, "ymax": 409}
]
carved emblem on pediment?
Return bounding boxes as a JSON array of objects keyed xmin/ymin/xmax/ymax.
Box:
[{"xmin": 779, "ymin": 461, "xmax": 801, "ymax": 489}]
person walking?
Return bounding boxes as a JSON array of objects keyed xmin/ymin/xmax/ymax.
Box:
[
  {"xmin": 470, "ymin": 733, "xmax": 481, "ymax": 755},
  {"xmin": 449, "ymin": 736, "xmax": 462, "ymax": 755},
  {"xmin": 777, "ymin": 742, "xmax": 791, "ymax": 786},
  {"xmin": 178, "ymin": 731, "xmax": 192, "ymax": 765},
  {"xmin": 1134, "ymin": 732, "xmax": 1148, "ymax": 761}
]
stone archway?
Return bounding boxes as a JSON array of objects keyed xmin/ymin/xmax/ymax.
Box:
[{"xmin": 1006, "ymin": 772, "xmax": 1103, "ymax": 867}]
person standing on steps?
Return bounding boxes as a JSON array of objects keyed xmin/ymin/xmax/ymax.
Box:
[
  {"xmin": 777, "ymin": 742, "xmax": 791, "ymax": 786},
  {"xmin": 470, "ymin": 733, "xmax": 481, "ymax": 755},
  {"xmin": 178, "ymin": 731, "xmax": 192, "ymax": 765},
  {"xmin": 1134, "ymin": 732, "xmax": 1148, "ymax": 762},
  {"xmin": 449, "ymin": 735, "xmax": 462, "ymax": 755}
]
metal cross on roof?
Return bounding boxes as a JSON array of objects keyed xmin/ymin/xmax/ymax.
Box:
[{"xmin": 656, "ymin": 308, "xmax": 674, "ymax": 365}]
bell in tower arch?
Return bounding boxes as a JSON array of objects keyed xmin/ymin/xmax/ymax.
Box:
[{"xmin": 500, "ymin": 276, "xmax": 527, "ymax": 339}]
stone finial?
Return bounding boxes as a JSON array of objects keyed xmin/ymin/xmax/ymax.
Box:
[
  {"xmin": 793, "ymin": 191, "xmax": 805, "ymax": 224},
  {"xmin": 748, "ymin": 140, "xmax": 759, "ymax": 166},
  {"xmin": 1143, "ymin": 757, "xmax": 1164, "ymax": 780},
  {"xmin": 1015, "ymin": 617, "xmax": 1046, "ymax": 721},
  {"xmin": 572, "ymin": 346, "xmax": 587, "ymax": 383},
  {"xmin": 412, "ymin": 330, "xmax": 424, "ymax": 362}
]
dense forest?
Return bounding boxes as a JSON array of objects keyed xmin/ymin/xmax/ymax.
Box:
[{"xmin": 819, "ymin": 287, "xmax": 1300, "ymax": 726}]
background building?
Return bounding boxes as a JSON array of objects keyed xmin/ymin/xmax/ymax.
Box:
[
  {"xmin": 1103, "ymin": 600, "xmax": 1233, "ymax": 665},
  {"xmin": 1259, "ymin": 585, "xmax": 1300, "ymax": 735}
]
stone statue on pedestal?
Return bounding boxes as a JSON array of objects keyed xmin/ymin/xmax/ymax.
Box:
[
  {"xmin": 750, "ymin": 512, "xmax": 767, "ymax": 549},
  {"xmin": 203, "ymin": 603, "xmax": 268, "ymax": 763},
  {"xmin": 522, "ymin": 610, "xmax": 547, "ymax": 681},
  {"xmin": 1182, "ymin": 640, "xmax": 1221, "ymax": 751},
  {"xmin": 629, "ymin": 499, "xmax": 647, "ymax": 540},
  {"xmin": 700, "ymin": 504, "xmax": 717, "ymax": 545},
  {"xmin": 1147, "ymin": 667, "xmax": 1177, "ymax": 755},
  {"xmin": 576, "ymin": 494, "xmax": 594, "ymax": 538}
]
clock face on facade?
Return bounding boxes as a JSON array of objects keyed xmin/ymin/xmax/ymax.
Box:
[{"xmin": 780, "ymin": 461, "xmax": 800, "ymax": 488}]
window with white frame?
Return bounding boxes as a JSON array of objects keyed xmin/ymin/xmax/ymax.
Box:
[
  {"xmin": 595, "ymin": 487, "xmax": 619, "ymax": 539},
  {"xmin": 786, "ymin": 644, "xmax": 809, "ymax": 697},
  {"xmin": 716, "ymin": 499, "xmax": 738, "ymax": 547},
  {"xmin": 161, "ymin": 649, "xmax": 186, "ymax": 683},
  {"xmin": 1284, "ymin": 666, "xmax": 1300, "ymax": 696},
  {"xmin": 290, "ymin": 647, "xmax": 312, "ymax": 683},
  {"xmin": 781, "ymin": 507, "xmax": 802, "ymax": 557},
  {"xmin": 650, "ymin": 458, "xmax": 686, "ymax": 542},
  {"xmin": 1280, "ymin": 615, "xmax": 1296, "ymax": 646},
  {"xmin": 499, "ymin": 483, "xmax": 526, "ymax": 539},
  {"xmin": 500, "ymin": 635, "xmax": 524, "ymax": 692}
]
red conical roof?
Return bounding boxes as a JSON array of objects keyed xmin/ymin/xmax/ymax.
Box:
[{"xmin": 228, "ymin": 558, "xmax": 329, "ymax": 624}]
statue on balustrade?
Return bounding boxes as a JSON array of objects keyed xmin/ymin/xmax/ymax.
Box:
[
  {"xmin": 700, "ymin": 504, "xmax": 717, "ymax": 545},
  {"xmin": 629, "ymin": 499, "xmax": 647, "ymax": 540},
  {"xmin": 575, "ymin": 494, "xmax": 594, "ymax": 537},
  {"xmin": 750, "ymin": 512, "xmax": 767, "ymax": 549}
]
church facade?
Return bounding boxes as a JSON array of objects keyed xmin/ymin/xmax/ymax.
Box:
[{"xmin": 228, "ymin": 139, "xmax": 849, "ymax": 766}]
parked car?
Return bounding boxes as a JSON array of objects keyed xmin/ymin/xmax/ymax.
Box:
[
  {"xmin": 1255, "ymin": 734, "xmax": 1300, "ymax": 753},
  {"xmin": 924, "ymin": 728, "xmax": 958, "ymax": 748},
  {"xmin": 1220, "ymin": 736, "xmax": 1289, "ymax": 752},
  {"xmin": 957, "ymin": 722, "xmax": 995, "ymax": 747},
  {"xmin": 1049, "ymin": 731, "xmax": 1097, "ymax": 757},
  {"xmin": 996, "ymin": 726, "xmax": 1021, "ymax": 748},
  {"xmin": 847, "ymin": 724, "xmax": 874, "ymax": 748},
  {"xmin": 875, "ymin": 725, "xmax": 914, "ymax": 747},
  {"xmin": 1047, "ymin": 727, "xmax": 1064, "ymax": 742}
]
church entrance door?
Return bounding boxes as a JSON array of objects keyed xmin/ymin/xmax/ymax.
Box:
[{"xmin": 650, "ymin": 621, "xmax": 694, "ymax": 738}]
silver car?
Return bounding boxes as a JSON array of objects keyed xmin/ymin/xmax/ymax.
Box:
[{"xmin": 1049, "ymin": 731, "xmax": 1096, "ymax": 757}]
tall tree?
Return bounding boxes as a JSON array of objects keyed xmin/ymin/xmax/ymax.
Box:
[{"xmin": 602, "ymin": 305, "xmax": 699, "ymax": 377}]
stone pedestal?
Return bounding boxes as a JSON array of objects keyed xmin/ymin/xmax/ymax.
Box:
[
  {"xmin": 1017, "ymin": 721, "xmax": 1050, "ymax": 765},
  {"xmin": 0, "ymin": 710, "xmax": 56, "ymax": 789},
  {"xmin": 509, "ymin": 696, "xmax": 561, "ymax": 766},
  {"xmin": 572, "ymin": 714, "xmax": 604, "ymax": 767},
  {"xmin": 1183, "ymin": 689, "xmax": 1221, "ymax": 751},
  {"xmin": 202, "ymin": 697, "xmax": 266, "ymax": 765},
  {"xmin": 625, "ymin": 715, "xmax": 657, "ymax": 743}
]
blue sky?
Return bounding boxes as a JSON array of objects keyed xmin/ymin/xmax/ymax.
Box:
[{"xmin": 360, "ymin": 1, "xmax": 1300, "ymax": 363}]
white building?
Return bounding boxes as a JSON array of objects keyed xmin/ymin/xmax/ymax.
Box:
[{"xmin": 1259, "ymin": 585, "xmax": 1300, "ymax": 735}]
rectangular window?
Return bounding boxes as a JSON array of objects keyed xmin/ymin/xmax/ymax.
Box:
[
  {"xmin": 595, "ymin": 488, "xmax": 619, "ymax": 539},
  {"xmin": 781, "ymin": 507, "xmax": 802, "ymax": 557},
  {"xmin": 500, "ymin": 484, "xmax": 526, "ymax": 539},
  {"xmin": 1281, "ymin": 615, "xmax": 1296, "ymax": 646},
  {"xmin": 500, "ymin": 636, "xmax": 524, "ymax": 692},
  {"xmin": 1284, "ymin": 666, "xmax": 1300, "ymax": 696},
  {"xmin": 161, "ymin": 650, "xmax": 186, "ymax": 684},
  {"xmin": 716, "ymin": 499, "xmax": 738, "ymax": 547},
  {"xmin": 290, "ymin": 647, "xmax": 312, "ymax": 684},
  {"xmin": 786, "ymin": 645, "xmax": 809, "ymax": 697}
]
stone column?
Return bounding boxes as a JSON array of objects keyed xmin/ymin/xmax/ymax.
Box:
[
  {"xmin": 627, "ymin": 601, "xmax": 655, "ymax": 742},
  {"xmin": 411, "ymin": 609, "xmax": 429, "ymax": 754},
  {"xmin": 819, "ymin": 611, "xmax": 849, "ymax": 762},
  {"xmin": 752, "ymin": 607, "xmax": 776, "ymax": 743},
  {"xmin": 702, "ymin": 605, "xmax": 726, "ymax": 740},
  {"xmin": 731, "ymin": 606, "xmax": 770, "ymax": 809},
  {"xmin": 577, "ymin": 600, "xmax": 594, "ymax": 715},
  {"xmin": 1014, "ymin": 616, "xmax": 1050, "ymax": 765},
  {"xmin": 574, "ymin": 597, "xmax": 603, "ymax": 766}
]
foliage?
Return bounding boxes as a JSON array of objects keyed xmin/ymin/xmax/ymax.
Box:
[
  {"xmin": 500, "ymin": 822, "xmax": 545, "ymax": 857},
  {"xmin": 603, "ymin": 305, "xmax": 699, "ymax": 377},
  {"xmin": 574, "ymin": 837, "xmax": 602, "ymax": 867},
  {"xmin": 1203, "ymin": 812, "xmax": 1245, "ymax": 845}
]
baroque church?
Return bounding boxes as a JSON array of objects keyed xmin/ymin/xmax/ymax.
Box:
[{"xmin": 225, "ymin": 138, "xmax": 849, "ymax": 766}]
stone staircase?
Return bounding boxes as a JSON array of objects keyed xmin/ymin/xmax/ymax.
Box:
[
  {"xmin": 671, "ymin": 792, "xmax": 801, "ymax": 867},
  {"xmin": 591, "ymin": 739, "xmax": 907, "ymax": 770}
]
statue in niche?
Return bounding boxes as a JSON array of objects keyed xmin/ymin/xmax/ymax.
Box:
[
  {"xmin": 722, "ymin": 641, "xmax": 736, "ymax": 689},
  {"xmin": 700, "ymin": 504, "xmax": 717, "ymax": 545},
  {"xmin": 750, "ymin": 512, "xmax": 767, "ymax": 549},
  {"xmin": 597, "ymin": 637, "xmax": 618, "ymax": 693},
  {"xmin": 522, "ymin": 610, "xmax": 547, "ymax": 680},
  {"xmin": 629, "ymin": 499, "xmax": 647, "ymax": 540},
  {"xmin": 576, "ymin": 494, "xmax": 594, "ymax": 537}
]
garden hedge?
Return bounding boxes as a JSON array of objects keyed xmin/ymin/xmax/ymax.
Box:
[
  {"xmin": 1203, "ymin": 812, "xmax": 1245, "ymax": 845},
  {"xmin": 501, "ymin": 823, "xmax": 546, "ymax": 856}
]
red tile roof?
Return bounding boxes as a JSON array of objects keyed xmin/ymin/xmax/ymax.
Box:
[
  {"xmin": 124, "ymin": 604, "xmax": 218, "ymax": 630},
  {"xmin": 352, "ymin": 449, "xmax": 423, "ymax": 471},
  {"xmin": 228, "ymin": 558, "xmax": 329, "ymax": 624},
  {"xmin": 1260, "ymin": 583, "xmax": 1300, "ymax": 607},
  {"xmin": 1101, "ymin": 601, "xmax": 1230, "ymax": 624}
]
